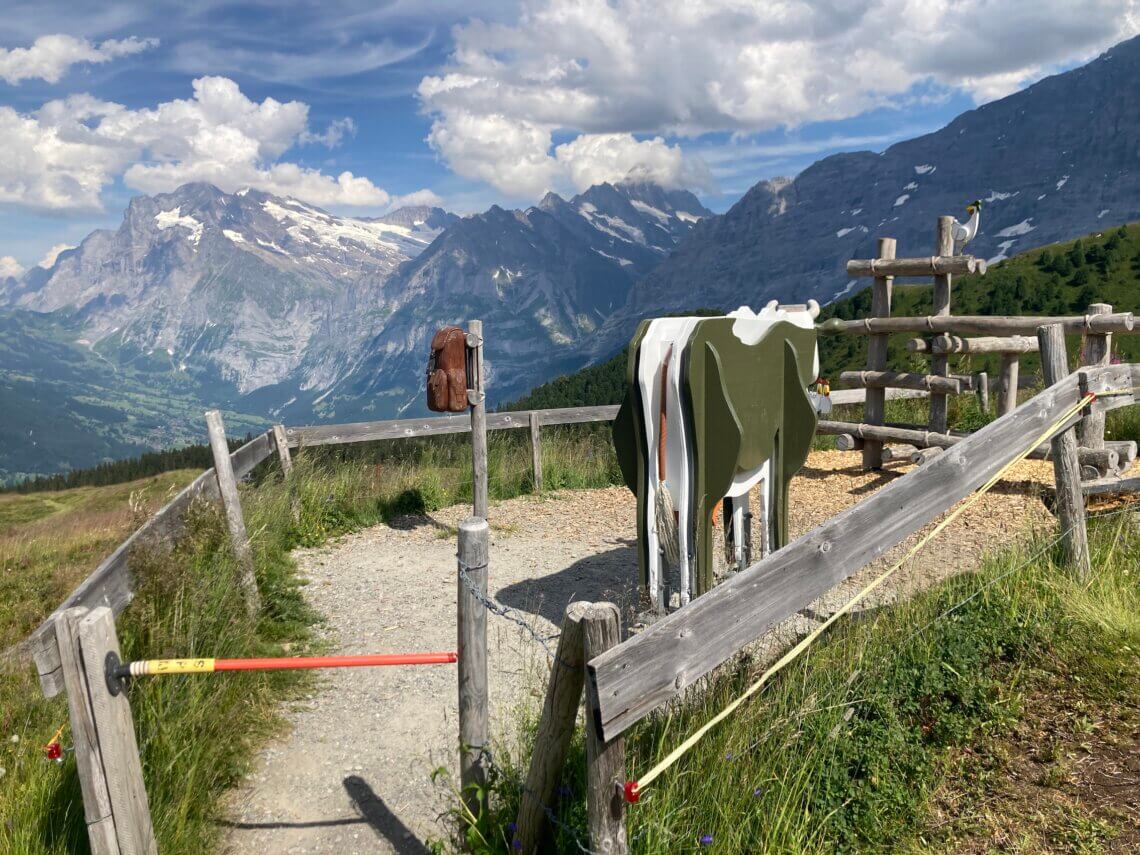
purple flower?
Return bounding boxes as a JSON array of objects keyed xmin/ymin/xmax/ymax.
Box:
[
  {"xmin": 700, "ymin": 833, "xmax": 714, "ymax": 846},
  {"xmin": 753, "ymin": 787, "xmax": 763, "ymax": 798},
  {"xmin": 725, "ymin": 752, "xmax": 732, "ymax": 760},
  {"xmin": 512, "ymin": 840, "xmax": 522, "ymax": 851},
  {"xmin": 507, "ymin": 822, "xmax": 517, "ymax": 833}
]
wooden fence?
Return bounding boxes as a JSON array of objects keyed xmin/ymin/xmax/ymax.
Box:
[{"xmin": 9, "ymin": 303, "xmax": 1138, "ymax": 852}]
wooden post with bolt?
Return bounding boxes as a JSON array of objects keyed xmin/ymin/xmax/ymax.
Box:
[
  {"xmin": 583, "ymin": 602, "xmax": 627, "ymax": 855},
  {"xmin": 513, "ymin": 602, "xmax": 591, "ymax": 853},
  {"xmin": 1079, "ymin": 303, "xmax": 1112, "ymax": 451},
  {"xmin": 205, "ymin": 410, "xmax": 260, "ymax": 615},
  {"xmin": 929, "ymin": 216, "xmax": 955, "ymax": 433},
  {"xmin": 999, "ymin": 354, "xmax": 1020, "ymax": 415},
  {"xmin": 457, "ymin": 516, "xmax": 490, "ymax": 820},
  {"xmin": 57, "ymin": 606, "xmax": 157, "ymax": 854},
  {"xmin": 529, "ymin": 411, "xmax": 543, "ymax": 494},
  {"xmin": 862, "ymin": 237, "xmax": 896, "ymax": 469},
  {"xmin": 1037, "ymin": 324, "xmax": 1091, "ymax": 578},
  {"xmin": 271, "ymin": 424, "xmax": 293, "ymax": 476},
  {"xmin": 468, "ymin": 320, "xmax": 489, "ymax": 519}
]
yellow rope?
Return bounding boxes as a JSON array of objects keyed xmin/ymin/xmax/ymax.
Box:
[
  {"xmin": 45, "ymin": 720, "xmax": 67, "ymax": 748},
  {"xmin": 631, "ymin": 392, "xmax": 1098, "ymax": 796}
]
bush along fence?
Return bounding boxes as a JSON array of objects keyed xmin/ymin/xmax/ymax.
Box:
[{"xmin": 6, "ymin": 301, "xmax": 1139, "ymax": 851}]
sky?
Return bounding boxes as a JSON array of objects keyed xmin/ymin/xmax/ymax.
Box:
[{"xmin": 1, "ymin": 0, "xmax": 1138, "ymax": 274}]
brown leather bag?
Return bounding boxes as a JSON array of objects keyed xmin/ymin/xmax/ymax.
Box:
[{"xmin": 426, "ymin": 326, "xmax": 469, "ymax": 412}]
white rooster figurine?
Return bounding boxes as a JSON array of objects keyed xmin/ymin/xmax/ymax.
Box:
[{"xmin": 951, "ymin": 200, "xmax": 982, "ymax": 254}]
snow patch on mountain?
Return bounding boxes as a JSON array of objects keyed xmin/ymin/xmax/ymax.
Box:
[
  {"xmin": 996, "ymin": 218, "xmax": 1035, "ymax": 237},
  {"xmin": 155, "ymin": 208, "xmax": 203, "ymax": 245}
]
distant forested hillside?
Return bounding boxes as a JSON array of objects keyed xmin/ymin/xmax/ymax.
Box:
[
  {"xmin": 507, "ymin": 222, "xmax": 1140, "ymax": 409},
  {"xmin": 817, "ymin": 222, "xmax": 1140, "ymax": 381}
]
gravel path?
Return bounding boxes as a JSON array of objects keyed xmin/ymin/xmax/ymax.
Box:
[{"xmin": 222, "ymin": 451, "xmax": 1056, "ymax": 853}]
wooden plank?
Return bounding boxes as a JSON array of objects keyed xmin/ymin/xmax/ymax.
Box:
[
  {"xmin": 469, "ymin": 320, "xmax": 489, "ymax": 518},
  {"xmin": 863, "ymin": 237, "xmax": 895, "ymax": 470},
  {"xmin": 529, "ymin": 411, "xmax": 543, "ymax": 494},
  {"xmin": 999, "ymin": 355, "xmax": 1020, "ymax": 416},
  {"xmin": 819, "ymin": 419, "xmax": 1121, "ymax": 467},
  {"xmin": 25, "ymin": 467, "xmax": 219, "ymax": 696},
  {"xmin": 907, "ymin": 334, "xmax": 1039, "ymax": 355},
  {"xmin": 819, "ymin": 312, "xmax": 1136, "ymax": 337},
  {"xmin": 457, "ymin": 516, "xmax": 489, "ymax": 818},
  {"xmin": 586, "ymin": 363, "xmax": 1135, "ymax": 741},
  {"xmin": 206, "ymin": 411, "xmax": 260, "ymax": 615},
  {"xmin": 514, "ymin": 602, "xmax": 590, "ymax": 854},
  {"xmin": 1038, "ymin": 325, "xmax": 1090, "ymax": 577},
  {"xmin": 881, "ymin": 444, "xmax": 919, "ymax": 462},
  {"xmin": 229, "ymin": 430, "xmax": 274, "ymax": 480},
  {"xmin": 829, "ymin": 388, "xmax": 928, "ymax": 406},
  {"xmin": 57, "ymin": 608, "xmax": 119, "ymax": 855},
  {"xmin": 1079, "ymin": 303, "xmax": 1112, "ymax": 450},
  {"xmin": 271, "ymin": 425, "xmax": 293, "ymax": 476},
  {"xmin": 583, "ymin": 603, "xmax": 626, "ymax": 855},
  {"xmin": 1081, "ymin": 475, "xmax": 1140, "ymax": 496},
  {"xmin": 79, "ymin": 607, "xmax": 157, "ymax": 855},
  {"xmin": 846, "ymin": 255, "xmax": 986, "ymax": 277},
  {"xmin": 283, "ymin": 405, "xmax": 622, "ymax": 448},
  {"xmin": 840, "ymin": 370, "xmax": 961, "ymax": 394},
  {"xmin": 929, "ymin": 216, "xmax": 955, "ymax": 433}
]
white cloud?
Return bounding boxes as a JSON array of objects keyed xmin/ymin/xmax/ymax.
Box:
[
  {"xmin": 389, "ymin": 188, "xmax": 446, "ymax": 209},
  {"xmin": 0, "ymin": 34, "xmax": 157, "ymax": 85},
  {"xmin": 419, "ymin": 0, "xmax": 1140, "ymax": 197},
  {"xmin": 554, "ymin": 134, "xmax": 711, "ymax": 192},
  {"xmin": 0, "ymin": 256, "xmax": 25, "ymax": 278},
  {"xmin": 0, "ymin": 76, "xmax": 427, "ymax": 212},
  {"xmin": 38, "ymin": 243, "xmax": 74, "ymax": 268}
]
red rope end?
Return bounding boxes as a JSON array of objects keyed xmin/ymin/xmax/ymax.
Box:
[{"xmin": 623, "ymin": 780, "xmax": 641, "ymax": 803}]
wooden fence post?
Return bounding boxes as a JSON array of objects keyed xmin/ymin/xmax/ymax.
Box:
[
  {"xmin": 976, "ymin": 371, "xmax": 989, "ymax": 413},
  {"xmin": 999, "ymin": 354, "xmax": 1020, "ymax": 415},
  {"xmin": 205, "ymin": 410, "xmax": 261, "ymax": 615},
  {"xmin": 514, "ymin": 602, "xmax": 591, "ymax": 853},
  {"xmin": 457, "ymin": 516, "xmax": 490, "ymax": 819},
  {"xmin": 468, "ymin": 320, "xmax": 489, "ymax": 519},
  {"xmin": 929, "ymin": 216, "xmax": 955, "ymax": 433},
  {"xmin": 1079, "ymin": 303, "xmax": 1112, "ymax": 451},
  {"xmin": 529, "ymin": 411, "xmax": 543, "ymax": 494},
  {"xmin": 862, "ymin": 237, "xmax": 896, "ymax": 470},
  {"xmin": 73, "ymin": 607, "xmax": 158, "ymax": 854},
  {"xmin": 583, "ymin": 603, "xmax": 627, "ymax": 855},
  {"xmin": 271, "ymin": 424, "xmax": 293, "ymax": 476},
  {"xmin": 1037, "ymin": 324, "xmax": 1091, "ymax": 578},
  {"xmin": 56, "ymin": 608, "xmax": 119, "ymax": 855}
]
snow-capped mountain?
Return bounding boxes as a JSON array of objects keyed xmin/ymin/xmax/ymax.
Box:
[
  {"xmin": 0, "ymin": 179, "xmax": 708, "ymax": 477},
  {"xmin": 277, "ymin": 180, "xmax": 711, "ymax": 420},
  {"xmin": 592, "ymin": 34, "xmax": 1140, "ymax": 355},
  {"xmin": 4, "ymin": 183, "xmax": 455, "ymax": 395}
]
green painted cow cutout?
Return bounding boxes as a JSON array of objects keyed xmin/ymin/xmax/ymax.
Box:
[{"xmin": 612, "ymin": 304, "xmax": 820, "ymax": 609}]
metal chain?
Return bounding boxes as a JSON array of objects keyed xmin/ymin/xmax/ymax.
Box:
[{"xmin": 456, "ymin": 557, "xmax": 582, "ymax": 670}]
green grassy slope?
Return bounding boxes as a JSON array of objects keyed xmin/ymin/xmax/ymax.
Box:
[
  {"xmin": 818, "ymin": 222, "xmax": 1140, "ymax": 381},
  {"xmin": 0, "ymin": 310, "xmax": 265, "ymax": 485}
]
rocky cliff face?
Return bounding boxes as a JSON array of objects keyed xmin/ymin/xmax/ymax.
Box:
[
  {"xmin": 298, "ymin": 181, "xmax": 712, "ymax": 419},
  {"xmin": 592, "ymin": 34, "xmax": 1140, "ymax": 356},
  {"xmin": 4, "ymin": 183, "xmax": 455, "ymax": 396}
]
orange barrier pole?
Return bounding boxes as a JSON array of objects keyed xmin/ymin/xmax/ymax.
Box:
[{"xmin": 105, "ymin": 651, "xmax": 456, "ymax": 694}]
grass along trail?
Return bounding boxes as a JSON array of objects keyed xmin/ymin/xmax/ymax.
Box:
[{"xmin": 222, "ymin": 450, "xmax": 1063, "ymax": 852}]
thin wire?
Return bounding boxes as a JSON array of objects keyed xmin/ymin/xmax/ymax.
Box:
[{"xmin": 632, "ymin": 392, "xmax": 1097, "ymax": 793}]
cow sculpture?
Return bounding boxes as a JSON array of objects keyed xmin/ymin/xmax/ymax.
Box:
[{"xmin": 612, "ymin": 302, "xmax": 822, "ymax": 611}]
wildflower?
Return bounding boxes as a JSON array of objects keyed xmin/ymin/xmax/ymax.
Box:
[
  {"xmin": 753, "ymin": 787, "xmax": 762, "ymax": 797},
  {"xmin": 725, "ymin": 752, "xmax": 732, "ymax": 760},
  {"xmin": 700, "ymin": 833, "xmax": 714, "ymax": 846},
  {"xmin": 512, "ymin": 840, "xmax": 522, "ymax": 851},
  {"xmin": 9, "ymin": 735, "xmax": 18, "ymax": 744},
  {"xmin": 507, "ymin": 823, "xmax": 517, "ymax": 833}
]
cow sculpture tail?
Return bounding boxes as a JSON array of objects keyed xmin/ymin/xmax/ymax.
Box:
[{"xmin": 655, "ymin": 346, "xmax": 680, "ymax": 568}]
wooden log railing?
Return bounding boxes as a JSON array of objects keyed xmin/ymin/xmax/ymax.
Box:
[
  {"xmin": 586, "ymin": 362, "xmax": 1138, "ymax": 741},
  {"xmin": 819, "ymin": 312, "xmax": 1135, "ymax": 337},
  {"xmin": 846, "ymin": 255, "xmax": 987, "ymax": 277}
]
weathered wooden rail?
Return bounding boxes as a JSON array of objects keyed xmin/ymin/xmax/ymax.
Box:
[{"xmin": 585, "ymin": 361, "xmax": 1139, "ymax": 741}]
